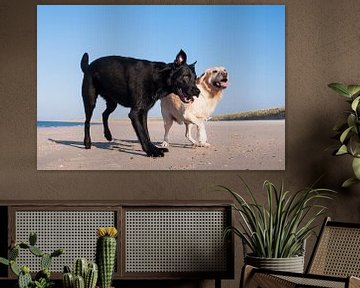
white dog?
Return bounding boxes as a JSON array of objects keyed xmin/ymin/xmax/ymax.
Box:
[{"xmin": 161, "ymin": 67, "xmax": 228, "ymax": 147}]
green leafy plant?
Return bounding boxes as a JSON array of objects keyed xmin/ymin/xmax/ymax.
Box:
[
  {"xmin": 221, "ymin": 179, "xmax": 335, "ymax": 258},
  {"xmin": 328, "ymin": 83, "xmax": 360, "ymax": 187},
  {"xmin": 0, "ymin": 232, "xmax": 63, "ymax": 288}
]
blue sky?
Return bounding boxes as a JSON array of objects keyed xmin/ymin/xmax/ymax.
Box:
[{"xmin": 37, "ymin": 5, "xmax": 285, "ymax": 121}]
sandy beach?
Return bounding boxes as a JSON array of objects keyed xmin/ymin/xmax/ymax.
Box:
[{"xmin": 37, "ymin": 119, "xmax": 285, "ymax": 170}]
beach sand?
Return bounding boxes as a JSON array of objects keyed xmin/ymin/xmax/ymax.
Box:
[{"xmin": 37, "ymin": 119, "xmax": 285, "ymax": 170}]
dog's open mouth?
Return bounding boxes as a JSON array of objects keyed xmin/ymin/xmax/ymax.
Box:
[
  {"xmin": 214, "ymin": 78, "xmax": 229, "ymax": 89},
  {"xmin": 177, "ymin": 88, "xmax": 194, "ymax": 104}
]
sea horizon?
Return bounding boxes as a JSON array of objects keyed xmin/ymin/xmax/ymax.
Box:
[{"xmin": 37, "ymin": 120, "xmax": 102, "ymax": 128}]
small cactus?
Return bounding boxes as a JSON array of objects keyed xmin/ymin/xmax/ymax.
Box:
[
  {"xmin": 35, "ymin": 268, "xmax": 50, "ymax": 281},
  {"xmin": 9, "ymin": 246, "xmax": 19, "ymax": 260},
  {"xmin": 21, "ymin": 265, "xmax": 30, "ymax": 274},
  {"xmin": 63, "ymin": 273, "xmax": 74, "ymax": 288},
  {"xmin": 63, "ymin": 265, "xmax": 72, "ymax": 273},
  {"xmin": 29, "ymin": 232, "xmax": 37, "ymax": 246},
  {"xmin": 0, "ymin": 232, "xmax": 63, "ymax": 288},
  {"xmin": 74, "ymin": 275, "xmax": 85, "ymax": 288},
  {"xmin": 85, "ymin": 262, "xmax": 98, "ymax": 288},
  {"xmin": 10, "ymin": 260, "xmax": 21, "ymax": 276},
  {"xmin": 18, "ymin": 267, "xmax": 32, "ymax": 288},
  {"xmin": 19, "ymin": 243, "xmax": 30, "ymax": 249},
  {"xmin": 41, "ymin": 253, "xmax": 52, "ymax": 270},
  {"xmin": 63, "ymin": 259, "xmax": 98, "ymax": 288},
  {"xmin": 51, "ymin": 248, "xmax": 64, "ymax": 258},
  {"xmin": 96, "ymin": 227, "xmax": 118, "ymax": 288},
  {"xmin": 29, "ymin": 245, "xmax": 44, "ymax": 257},
  {"xmin": 74, "ymin": 258, "xmax": 88, "ymax": 279}
]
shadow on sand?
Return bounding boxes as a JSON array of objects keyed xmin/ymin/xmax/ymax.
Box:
[{"xmin": 47, "ymin": 138, "xmax": 191, "ymax": 157}]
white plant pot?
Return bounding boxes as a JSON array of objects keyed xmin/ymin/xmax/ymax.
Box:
[{"xmin": 245, "ymin": 254, "xmax": 305, "ymax": 273}]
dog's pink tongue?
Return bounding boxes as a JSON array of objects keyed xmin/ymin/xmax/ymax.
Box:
[{"xmin": 221, "ymin": 80, "xmax": 229, "ymax": 88}]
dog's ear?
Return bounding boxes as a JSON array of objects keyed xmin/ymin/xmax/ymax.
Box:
[
  {"xmin": 189, "ymin": 61, "xmax": 197, "ymax": 74},
  {"xmin": 196, "ymin": 72, "xmax": 205, "ymax": 84},
  {"xmin": 174, "ymin": 49, "xmax": 187, "ymax": 66}
]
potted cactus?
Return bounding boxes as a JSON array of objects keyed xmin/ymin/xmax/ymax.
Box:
[
  {"xmin": 62, "ymin": 258, "xmax": 98, "ymax": 288},
  {"xmin": 96, "ymin": 227, "xmax": 118, "ymax": 288},
  {"xmin": 0, "ymin": 232, "xmax": 64, "ymax": 288}
]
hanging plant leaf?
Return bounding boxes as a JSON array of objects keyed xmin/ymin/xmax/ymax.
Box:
[
  {"xmin": 352, "ymin": 157, "xmax": 360, "ymax": 180},
  {"xmin": 340, "ymin": 127, "xmax": 353, "ymax": 143},
  {"xmin": 349, "ymin": 135, "xmax": 360, "ymax": 157},
  {"xmin": 351, "ymin": 96, "xmax": 360, "ymax": 111},
  {"xmin": 347, "ymin": 85, "xmax": 360, "ymax": 97},
  {"xmin": 329, "ymin": 82, "xmax": 360, "ymax": 187},
  {"xmin": 336, "ymin": 145, "xmax": 348, "ymax": 155},
  {"xmin": 328, "ymin": 83, "xmax": 351, "ymax": 97},
  {"xmin": 342, "ymin": 177, "xmax": 360, "ymax": 188},
  {"xmin": 347, "ymin": 114, "xmax": 356, "ymax": 128}
]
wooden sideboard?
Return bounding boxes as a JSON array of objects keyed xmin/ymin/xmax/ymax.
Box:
[{"xmin": 0, "ymin": 201, "xmax": 234, "ymax": 288}]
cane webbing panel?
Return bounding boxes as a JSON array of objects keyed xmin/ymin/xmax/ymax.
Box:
[
  {"xmin": 15, "ymin": 211, "xmax": 115, "ymax": 272},
  {"xmin": 277, "ymin": 275, "xmax": 345, "ymax": 288},
  {"xmin": 249, "ymin": 273, "xmax": 297, "ymax": 288},
  {"xmin": 309, "ymin": 226, "xmax": 360, "ymax": 277},
  {"xmin": 125, "ymin": 210, "xmax": 227, "ymax": 273}
]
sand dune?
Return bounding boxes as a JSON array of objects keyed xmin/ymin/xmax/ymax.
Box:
[{"xmin": 37, "ymin": 119, "xmax": 285, "ymax": 170}]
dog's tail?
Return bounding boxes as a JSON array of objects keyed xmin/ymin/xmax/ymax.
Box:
[{"xmin": 80, "ymin": 53, "xmax": 89, "ymax": 73}]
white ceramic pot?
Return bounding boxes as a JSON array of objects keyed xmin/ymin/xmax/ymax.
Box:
[{"xmin": 245, "ymin": 254, "xmax": 305, "ymax": 273}]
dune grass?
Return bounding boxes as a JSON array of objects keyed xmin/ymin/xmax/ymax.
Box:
[{"xmin": 211, "ymin": 107, "xmax": 285, "ymax": 121}]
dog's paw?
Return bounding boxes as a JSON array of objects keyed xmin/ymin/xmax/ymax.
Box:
[
  {"xmin": 198, "ymin": 142, "xmax": 211, "ymax": 148},
  {"xmin": 146, "ymin": 147, "xmax": 165, "ymax": 157},
  {"xmin": 161, "ymin": 141, "xmax": 169, "ymax": 147},
  {"xmin": 84, "ymin": 140, "xmax": 92, "ymax": 149},
  {"xmin": 104, "ymin": 132, "xmax": 113, "ymax": 141},
  {"xmin": 160, "ymin": 147, "xmax": 169, "ymax": 153}
]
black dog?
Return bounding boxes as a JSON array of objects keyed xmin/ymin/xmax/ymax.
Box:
[{"xmin": 80, "ymin": 50, "xmax": 200, "ymax": 157}]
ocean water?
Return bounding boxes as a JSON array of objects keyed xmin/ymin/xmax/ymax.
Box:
[{"xmin": 37, "ymin": 121, "xmax": 101, "ymax": 128}]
